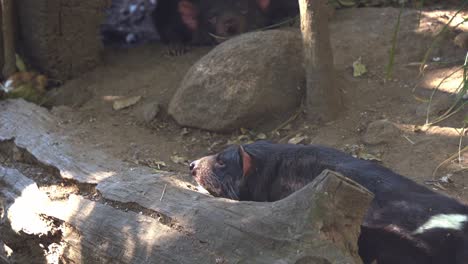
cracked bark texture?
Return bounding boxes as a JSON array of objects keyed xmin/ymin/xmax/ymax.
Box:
[{"xmin": 0, "ymin": 100, "xmax": 372, "ymax": 264}]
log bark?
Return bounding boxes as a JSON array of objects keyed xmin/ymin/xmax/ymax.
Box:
[
  {"xmin": 1, "ymin": 0, "xmax": 15, "ymax": 78},
  {"xmin": 0, "ymin": 100, "xmax": 372, "ymax": 263},
  {"xmin": 299, "ymin": 0, "xmax": 343, "ymax": 122}
]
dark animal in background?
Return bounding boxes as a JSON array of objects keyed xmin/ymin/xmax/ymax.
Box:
[
  {"xmin": 153, "ymin": 0, "xmax": 268, "ymax": 47},
  {"xmin": 152, "ymin": 0, "xmax": 299, "ymax": 53},
  {"xmin": 190, "ymin": 141, "xmax": 468, "ymax": 264},
  {"xmin": 101, "ymin": 0, "xmax": 300, "ymax": 50},
  {"xmin": 197, "ymin": 0, "xmax": 268, "ymax": 43}
]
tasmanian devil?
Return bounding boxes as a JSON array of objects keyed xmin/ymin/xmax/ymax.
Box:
[
  {"xmin": 190, "ymin": 141, "xmax": 468, "ymax": 264},
  {"xmin": 152, "ymin": 0, "xmax": 269, "ymax": 54}
]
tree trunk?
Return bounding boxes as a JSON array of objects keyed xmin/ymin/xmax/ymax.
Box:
[
  {"xmin": 1, "ymin": 0, "xmax": 15, "ymax": 78},
  {"xmin": 0, "ymin": 3, "xmax": 4, "ymax": 79},
  {"xmin": 299, "ymin": 0, "xmax": 343, "ymax": 122},
  {"xmin": 0, "ymin": 99, "xmax": 372, "ymax": 264}
]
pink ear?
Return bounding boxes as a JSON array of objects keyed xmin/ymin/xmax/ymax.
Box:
[
  {"xmin": 178, "ymin": 0, "xmax": 199, "ymax": 31},
  {"xmin": 256, "ymin": 0, "xmax": 270, "ymax": 12},
  {"xmin": 240, "ymin": 146, "xmax": 252, "ymax": 177}
]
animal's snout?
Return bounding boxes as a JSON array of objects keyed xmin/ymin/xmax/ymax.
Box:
[{"xmin": 190, "ymin": 160, "xmax": 199, "ymax": 176}]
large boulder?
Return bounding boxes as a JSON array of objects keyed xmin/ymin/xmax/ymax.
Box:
[{"xmin": 168, "ymin": 29, "xmax": 305, "ymax": 132}]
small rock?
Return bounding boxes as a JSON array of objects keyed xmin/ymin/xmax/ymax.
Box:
[
  {"xmin": 135, "ymin": 102, "xmax": 160, "ymax": 124},
  {"xmin": 454, "ymin": 32, "xmax": 468, "ymax": 50},
  {"xmin": 363, "ymin": 119, "xmax": 401, "ymax": 145}
]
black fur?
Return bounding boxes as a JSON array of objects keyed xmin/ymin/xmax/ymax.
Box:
[
  {"xmin": 191, "ymin": 141, "xmax": 468, "ymax": 264},
  {"xmin": 152, "ymin": 0, "xmax": 269, "ymax": 47},
  {"xmin": 152, "ymin": 0, "xmax": 197, "ymax": 45}
]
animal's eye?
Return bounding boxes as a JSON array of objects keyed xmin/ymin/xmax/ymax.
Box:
[{"xmin": 216, "ymin": 156, "xmax": 225, "ymax": 167}]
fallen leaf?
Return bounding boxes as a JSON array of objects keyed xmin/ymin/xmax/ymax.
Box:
[
  {"xmin": 256, "ymin": 133, "xmax": 267, "ymax": 140},
  {"xmin": 113, "ymin": 96, "xmax": 142, "ymax": 110},
  {"xmin": 352, "ymin": 57, "xmax": 367, "ymax": 77},
  {"xmin": 357, "ymin": 152, "xmax": 382, "ymax": 162},
  {"xmin": 288, "ymin": 134, "xmax": 307, "ymax": 144}
]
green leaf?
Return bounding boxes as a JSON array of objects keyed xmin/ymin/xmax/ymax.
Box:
[{"xmin": 353, "ymin": 57, "xmax": 367, "ymax": 77}]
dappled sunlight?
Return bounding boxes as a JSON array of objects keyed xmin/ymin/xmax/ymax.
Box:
[
  {"xmin": 46, "ymin": 195, "xmax": 96, "ymax": 221},
  {"xmin": 41, "ymin": 193, "xmax": 191, "ymax": 263},
  {"xmin": 8, "ymin": 183, "xmax": 51, "ymax": 234},
  {"xmin": 422, "ymin": 67, "xmax": 463, "ymax": 94},
  {"xmin": 418, "ymin": 10, "xmax": 468, "ymax": 32},
  {"xmin": 419, "ymin": 66, "xmax": 464, "ymax": 94},
  {"xmin": 394, "ymin": 122, "xmax": 464, "ymax": 138},
  {"xmin": 61, "ymin": 170, "xmax": 115, "ymax": 182},
  {"xmin": 419, "ymin": 125, "xmax": 465, "ymax": 138}
]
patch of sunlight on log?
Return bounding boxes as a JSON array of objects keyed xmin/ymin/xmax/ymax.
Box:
[
  {"xmin": 47, "ymin": 194, "xmax": 96, "ymax": 221},
  {"xmin": 62, "ymin": 170, "xmax": 115, "ymax": 181},
  {"xmin": 8, "ymin": 183, "xmax": 50, "ymax": 234}
]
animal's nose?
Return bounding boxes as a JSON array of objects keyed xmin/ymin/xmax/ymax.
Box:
[{"xmin": 189, "ymin": 160, "xmax": 198, "ymax": 172}]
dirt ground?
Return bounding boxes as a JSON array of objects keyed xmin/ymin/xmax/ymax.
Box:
[{"xmin": 37, "ymin": 7, "xmax": 468, "ymax": 205}]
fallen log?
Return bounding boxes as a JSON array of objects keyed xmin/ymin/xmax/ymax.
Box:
[{"xmin": 0, "ymin": 99, "xmax": 374, "ymax": 263}]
